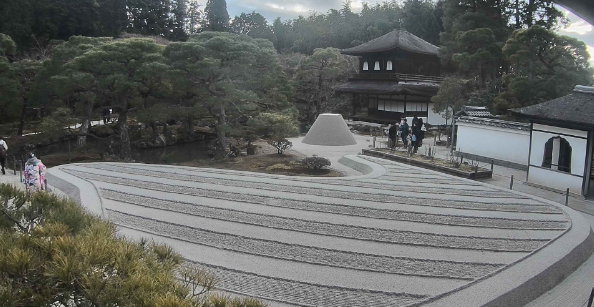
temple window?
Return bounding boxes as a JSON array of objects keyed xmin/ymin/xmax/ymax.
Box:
[
  {"xmin": 542, "ymin": 137, "xmax": 572, "ymax": 172},
  {"xmin": 386, "ymin": 60, "xmax": 393, "ymax": 71},
  {"xmin": 363, "ymin": 61, "xmax": 369, "ymax": 71},
  {"xmin": 374, "ymin": 61, "xmax": 380, "ymax": 70}
]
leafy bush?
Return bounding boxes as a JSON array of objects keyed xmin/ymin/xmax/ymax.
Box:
[
  {"xmin": 249, "ymin": 113, "xmax": 299, "ymax": 140},
  {"xmin": 268, "ymin": 139, "xmax": 292, "ymax": 154},
  {"xmin": 302, "ymin": 156, "xmax": 331, "ymax": 170},
  {"xmin": 0, "ymin": 184, "xmax": 268, "ymax": 307}
]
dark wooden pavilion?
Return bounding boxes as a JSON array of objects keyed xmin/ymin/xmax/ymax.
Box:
[{"xmin": 337, "ymin": 29, "xmax": 446, "ymax": 125}]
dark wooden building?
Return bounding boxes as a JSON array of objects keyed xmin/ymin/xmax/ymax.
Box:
[{"xmin": 337, "ymin": 30, "xmax": 446, "ymax": 125}]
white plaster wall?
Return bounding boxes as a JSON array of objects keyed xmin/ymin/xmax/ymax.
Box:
[
  {"xmin": 528, "ymin": 123, "xmax": 588, "ymax": 194},
  {"xmin": 427, "ymin": 103, "xmax": 448, "ymax": 125},
  {"xmin": 528, "ymin": 167, "xmax": 584, "ymax": 194},
  {"xmin": 456, "ymin": 123, "xmax": 530, "ymax": 165},
  {"xmin": 529, "ymin": 125, "xmax": 587, "ymax": 176}
]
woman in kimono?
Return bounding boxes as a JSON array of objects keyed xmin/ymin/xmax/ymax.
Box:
[{"xmin": 24, "ymin": 153, "xmax": 46, "ymax": 192}]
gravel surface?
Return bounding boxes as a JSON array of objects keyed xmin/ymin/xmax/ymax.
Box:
[
  {"xmin": 191, "ymin": 261, "xmax": 430, "ymax": 307},
  {"xmin": 83, "ymin": 163, "xmax": 515, "ymax": 198},
  {"xmin": 63, "ymin": 168, "xmax": 560, "ymax": 220},
  {"xmin": 54, "ymin": 159, "xmax": 572, "ymax": 307},
  {"xmin": 109, "ymin": 210, "xmax": 505, "ymax": 279}
]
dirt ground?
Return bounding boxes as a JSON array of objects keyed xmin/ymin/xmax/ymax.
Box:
[
  {"xmin": 27, "ymin": 140, "xmax": 343, "ymax": 177},
  {"xmin": 179, "ymin": 140, "xmax": 343, "ymax": 177}
]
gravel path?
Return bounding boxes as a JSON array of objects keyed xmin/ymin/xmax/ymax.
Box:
[{"xmin": 52, "ymin": 157, "xmax": 572, "ymax": 307}]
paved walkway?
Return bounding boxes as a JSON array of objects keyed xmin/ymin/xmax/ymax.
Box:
[{"xmin": 46, "ymin": 154, "xmax": 588, "ymax": 307}]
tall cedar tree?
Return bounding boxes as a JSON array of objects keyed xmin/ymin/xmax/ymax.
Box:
[{"xmin": 204, "ymin": 0, "xmax": 229, "ymax": 32}]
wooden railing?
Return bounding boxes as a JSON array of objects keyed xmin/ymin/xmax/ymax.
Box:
[{"xmin": 350, "ymin": 73, "xmax": 444, "ymax": 83}]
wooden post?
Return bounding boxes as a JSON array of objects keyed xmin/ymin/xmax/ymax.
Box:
[
  {"xmin": 510, "ymin": 175, "xmax": 514, "ymax": 190},
  {"xmin": 450, "ymin": 115, "xmax": 456, "ymax": 154},
  {"xmin": 587, "ymin": 287, "xmax": 594, "ymax": 307},
  {"xmin": 373, "ymin": 136, "xmax": 376, "ymax": 148},
  {"xmin": 19, "ymin": 161, "xmax": 22, "ymax": 183},
  {"xmin": 491, "ymin": 160, "xmax": 494, "ymax": 172},
  {"xmin": 474, "ymin": 165, "xmax": 478, "ymax": 180},
  {"xmin": 13, "ymin": 158, "xmax": 16, "ymax": 175},
  {"xmin": 434, "ymin": 134, "xmax": 436, "ymax": 146},
  {"xmin": 565, "ymin": 188, "xmax": 570, "ymax": 206}
]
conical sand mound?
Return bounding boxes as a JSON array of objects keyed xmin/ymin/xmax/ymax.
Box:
[{"xmin": 302, "ymin": 113, "xmax": 357, "ymax": 146}]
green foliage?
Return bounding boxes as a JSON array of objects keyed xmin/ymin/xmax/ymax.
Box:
[
  {"xmin": 495, "ymin": 26, "xmax": 594, "ymax": 112},
  {"xmin": 127, "ymin": 0, "xmax": 189, "ymax": 41},
  {"xmin": 302, "ymin": 156, "xmax": 331, "ymax": 170},
  {"xmin": 56, "ymin": 37, "xmax": 168, "ymax": 158},
  {"xmin": 291, "ymin": 47, "xmax": 355, "ymax": 124},
  {"xmin": 0, "ymin": 34, "xmax": 16, "ymax": 57},
  {"xmin": 267, "ymin": 0, "xmax": 442, "ymax": 54},
  {"xmin": 204, "ymin": 0, "xmax": 229, "ymax": 32},
  {"xmin": 431, "ymin": 77, "xmax": 473, "ymax": 122},
  {"xmin": 0, "ymin": 34, "xmax": 19, "ymax": 121},
  {"xmin": 268, "ymin": 139, "xmax": 292, "ymax": 155},
  {"xmin": 230, "ymin": 12, "xmax": 274, "ymax": 42},
  {"xmin": 0, "ymin": 183, "xmax": 270, "ymax": 307},
  {"xmin": 164, "ymin": 31, "xmax": 296, "ymax": 159},
  {"xmin": 0, "ymin": 0, "xmax": 126, "ymax": 51},
  {"xmin": 249, "ymin": 113, "xmax": 299, "ymax": 140}
]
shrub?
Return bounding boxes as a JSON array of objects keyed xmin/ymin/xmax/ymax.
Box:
[
  {"xmin": 302, "ymin": 156, "xmax": 331, "ymax": 170},
  {"xmin": 268, "ymin": 139, "xmax": 292, "ymax": 154},
  {"xmin": 0, "ymin": 184, "xmax": 267, "ymax": 306}
]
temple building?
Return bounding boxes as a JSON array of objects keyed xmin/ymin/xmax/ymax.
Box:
[
  {"xmin": 337, "ymin": 29, "xmax": 448, "ymax": 125},
  {"xmin": 512, "ymin": 85, "xmax": 594, "ymax": 197}
]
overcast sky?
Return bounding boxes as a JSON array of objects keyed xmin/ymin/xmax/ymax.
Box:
[{"xmin": 197, "ymin": 0, "xmax": 594, "ymax": 66}]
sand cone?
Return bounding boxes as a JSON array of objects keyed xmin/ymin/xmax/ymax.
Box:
[{"xmin": 302, "ymin": 114, "xmax": 357, "ymax": 146}]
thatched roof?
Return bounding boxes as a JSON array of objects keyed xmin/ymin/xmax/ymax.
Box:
[
  {"xmin": 340, "ymin": 30, "xmax": 439, "ymax": 56},
  {"xmin": 511, "ymin": 86, "xmax": 594, "ymax": 128},
  {"xmin": 336, "ymin": 80, "xmax": 440, "ymax": 96}
]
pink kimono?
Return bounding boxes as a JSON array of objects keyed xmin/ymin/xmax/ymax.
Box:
[{"xmin": 24, "ymin": 158, "xmax": 46, "ymax": 192}]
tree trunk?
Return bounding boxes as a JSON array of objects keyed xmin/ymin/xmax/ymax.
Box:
[
  {"xmin": 118, "ymin": 109, "xmax": 132, "ymax": 160},
  {"xmin": 150, "ymin": 121, "xmax": 159, "ymax": 143},
  {"xmin": 527, "ymin": 0, "xmax": 534, "ymax": 27},
  {"xmin": 214, "ymin": 104, "xmax": 228, "ymax": 160},
  {"xmin": 17, "ymin": 98, "xmax": 28, "ymax": 136},
  {"xmin": 77, "ymin": 102, "xmax": 93, "ymax": 147},
  {"xmin": 187, "ymin": 115, "xmax": 194, "ymax": 138},
  {"xmin": 163, "ymin": 123, "xmax": 169, "ymax": 138},
  {"xmin": 515, "ymin": 0, "xmax": 520, "ymax": 28}
]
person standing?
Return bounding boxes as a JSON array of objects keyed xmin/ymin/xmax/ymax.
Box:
[
  {"xmin": 24, "ymin": 153, "xmax": 46, "ymax": 192},
  {"xmin": 399, "ymin": 119, "xmax": 409, "ymax": 147},
  {"xmin": 0, "ymin": 137, "xmax": 6, "ymax": 175},
  {"xmin": 388, "ymin": 123, "xmax": 397, "ymax": 149},
  {"xmin": 413, "ymin": 118, "xmax": 425, "ymax": 153}
]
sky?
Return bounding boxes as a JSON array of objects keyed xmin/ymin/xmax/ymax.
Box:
[{"xmin": 197, "ymin": 0, "xmax": 594, "ymax": 66}]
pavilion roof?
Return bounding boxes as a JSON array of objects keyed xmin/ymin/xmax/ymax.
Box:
[
  {"xmin": 511, "ymin": 86, "xmax": 594, "ymax": 128},
  {"xmin": 336, "ymin": 80, "xmax": 439, "ymax": 96},
  {"xmin": 340, "ymin": 30, "xmax": 439, "ymax": 56}
]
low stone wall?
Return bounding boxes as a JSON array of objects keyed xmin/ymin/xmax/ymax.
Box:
[
  {"xmin": 362, "ymin": 149, "xmax": 493, "ymax": 179},
  {"xmin": 458, "ymin": 151, "xmax": 528, "ymax": 171}
]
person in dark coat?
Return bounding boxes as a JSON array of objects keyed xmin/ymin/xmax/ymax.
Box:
[
  {"xmin": 413, "ymin": 118, "xmax": 425, "ymax": 153},
  {"xmin": 388, "ymin": 123, "xmax": 397, "ymax": 148},
  {"xmin": 399, "ymin": 119, "xmax": 409, "ymax": 147}
]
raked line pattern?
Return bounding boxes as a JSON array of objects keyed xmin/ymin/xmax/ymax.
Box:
[{"xmin": 58, "ymin": 159, "xmax": 571, "ymax": 307}]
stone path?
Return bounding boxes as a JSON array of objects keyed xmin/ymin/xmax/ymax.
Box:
[{"xmin": 47, "ymin": 155, "xmax": 588, "ymax": 307}]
